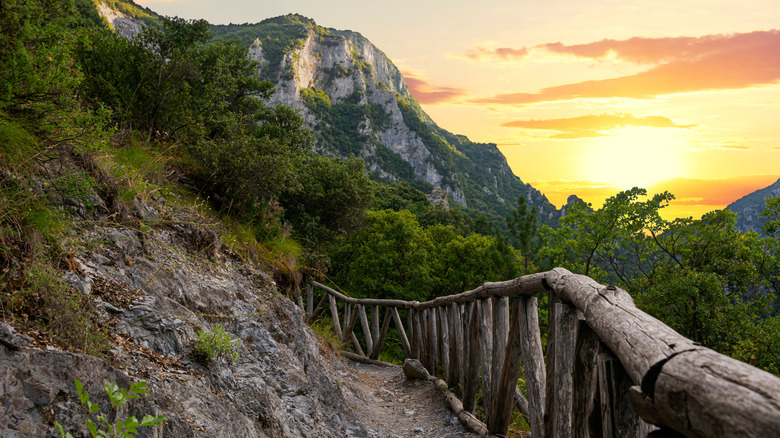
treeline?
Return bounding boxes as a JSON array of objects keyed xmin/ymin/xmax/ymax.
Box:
[{"xmin": 536, "ymin": 188, "xmax": 780, "ymax": 374}]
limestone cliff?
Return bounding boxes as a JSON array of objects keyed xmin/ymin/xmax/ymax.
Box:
[{"xmin": 212, "ymin": 15, "xmax": 560, "ymax": 225}]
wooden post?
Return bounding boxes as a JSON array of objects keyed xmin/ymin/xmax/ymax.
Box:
[
  {"xmin": 514, "ymin": 388, "xmax": 532, "ymax": 428},
  {"xmin": 409, "ymin": 309, "xmax": 420, "ymax": 360},
  {"xmin": 552, "ymin": 301, "xmax": 578, "ymax": 438},
  {"xmin": 350, "ymin": 333, "xmax": 365, "ymax": 357},
  {"xmin": 329, "ymin": 294, "xmax": 343, "ymax": 342},
  {"xmin": 438, "ymin": 306, "xmax": 450, "ymax": 384},
  {"xmin": 544, "ymin": 292, "xmax": 559, "ymax": 438},
  {"xmin": 464, "ymin": 302, "xmax": 481, "ymax": 412},
  {"xmin": 597, "ymin": 349, "xmax": 654, "ymax": 438},
  {"xmin": 519, "ymin": 295, "xmax": 546, "ymax": 438},
  {"xmin": 477, "ymin": 298, "xmax": 494, "ymax": 414},
  {"xmin": 490, "ymin": 296, "xmax": 509, "ymax": 417},
  {"xmin": 306, "ymin": 283, "xmax": 313, "ymax": 317},
  {"xmin": 391, "ymin": 307, "xmax": 412, "ymax": 358},
  {"xmin": 343, "ymin": 303, "xmax": 351, "ymax": 334},
  {"xmin": 446, "ymin": 305, "xmax": 457, "ymax": 387},
  {"xmin": 449, "ymin": 302, "xmax": 463, "ymax": 391},
  {"xmin": 429, "ymin": 308, "xmax": 439, "ymax": 372},
  {"xmin": 371, "ymin": 307, "xmax": 392, "ymax": 360},
  {"xmin": 415, "ymin": 310, "xmax": 427, "ymax": 367},
  {"xmin": 419, "ymin": 309, "xmax": 429, "ymax": 369},
  {"xmin": 371, "ymin": 305, "xmax": 380, "ymax": 350},
  {"xmin": 307, "ymin": 292, "xmax": 328, "ymax": 324},
  {"xmin": 358, "ymin": 304, "xmax": 374, "ymax": 355},
  {"xmin": 343, "ymin": 304, "xmax": 360, "ymax": 341},
  {"xmin": 488, "ymin": 296, "xmax": 527, "ymax": 435},
  {"xmin": 573, "ymin": 320, "xmax": 600, "ymax": 438}
]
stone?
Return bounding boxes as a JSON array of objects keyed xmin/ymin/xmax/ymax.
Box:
[{"xmin": 402, "ymin": 359, "xmax": 431, "ymax": 380}]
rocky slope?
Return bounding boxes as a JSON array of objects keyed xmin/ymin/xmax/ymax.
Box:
[
  {"xmin": 727, "ymin": 178, "xmax": 780, "ymax": 234},
  {"xmin": 0, "ymin": 149, "xmax": 374, "ymax": 437}
]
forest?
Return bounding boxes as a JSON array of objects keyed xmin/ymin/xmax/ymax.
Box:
[{"xmin": 0, "ymin": 0, "xmax": 778, "ymax": 383}]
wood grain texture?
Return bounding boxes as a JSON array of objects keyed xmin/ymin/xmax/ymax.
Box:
[
  {"xmin": 518, "ymin": 295, "xmax": 546, "ymax": 438},
  {"xmin": 477, "ymin": 298, "xmax": 494, "ymax": 414}
]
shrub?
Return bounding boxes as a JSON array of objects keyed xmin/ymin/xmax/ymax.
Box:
[{"xmin": 193, "ymin": 324, "xmax": 241, "ymax": 363}]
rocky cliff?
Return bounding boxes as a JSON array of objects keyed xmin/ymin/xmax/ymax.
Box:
[
  {"xmin": 211, "ymin": 15, "xmax": 560, "ymax": 226},
  {"xmin": 0, "ymin": 149, "xmax": 370, "ymax": 436},
  {"xmin": 727, "ymin": 178, "xmax": 780, "ymax": 235}
]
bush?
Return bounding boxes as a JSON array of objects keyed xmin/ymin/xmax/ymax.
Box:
[{"xmin": 193, "ymin": 324, "xmax": 241, "ymax": 363}]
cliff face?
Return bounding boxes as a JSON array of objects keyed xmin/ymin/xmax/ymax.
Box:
[
  {"xmin": 219, "ymin": 15, "xmax": 560, "ymax": 225},
  {"xmin": 0, "ymin": 152, "xmax": 367, "ymax": 437},
  {"xmin": 727, "ymin": 178, "xmax": 780, "ymax": 235}
]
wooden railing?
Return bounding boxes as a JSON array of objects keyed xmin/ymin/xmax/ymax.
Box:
[{"xmin": 303, "ymin": 268, "xmax": 780, "ymax": 437}]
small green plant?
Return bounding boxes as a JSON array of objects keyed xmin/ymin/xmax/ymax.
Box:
[
  {"xmin": 54, "ymin": 378, "xmax": 167, "ymax": 438},
  {"xmin": 193, "ymin": 324, "xmax": 241, "ymax": 363}
]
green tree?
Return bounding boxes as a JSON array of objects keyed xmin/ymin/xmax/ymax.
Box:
[
  {"xmin": 506, "ymin": 195, "xmax": 538, "ymax": 274},
  {"xmin": 329, "ymin": 210, "xmax": 433, "ymax": 301},
  {"xmin": 281, "ymin": 154, "xmax": 373, "ymax": 247}
]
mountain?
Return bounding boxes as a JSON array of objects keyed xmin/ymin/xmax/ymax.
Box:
[
  {"xmin": 210, "ymin": 15, "xmax": 560, "ymax": 227},
  {"xmin": 727, "ymin": 178, "xmax": 780, "ymax": 234}
]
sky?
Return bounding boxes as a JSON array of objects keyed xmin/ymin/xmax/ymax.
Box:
[{"xmin": 136, "ymin": 0, "xmax": 780, "ymax": 219}]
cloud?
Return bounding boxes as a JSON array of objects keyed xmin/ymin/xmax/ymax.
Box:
[
  {"xmin": 648, "ymin": 175, "xmax": 780, "ymax": 206},
  {"xmin": 471, "ymin": 30, "xmax": 780, "ymax": 104},
  {"xmin": 462, "ymin": 46, "xmax": 530, "ymax": 61},
  {"xmin": 500, "ymin": 113, "xmax": 694, "ymax": 139},
  {"xmin": 402, "ymin": 71, "xmax": 468, "ymax": 104},
  {"xmin": 702, "ymin": 141, "xmax": 751, "ymax": 151}
]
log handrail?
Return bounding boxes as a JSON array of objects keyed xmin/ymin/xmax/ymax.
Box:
[{"xmin": 304, "ymin": 269, "xmax": 780, "ymax": 437}]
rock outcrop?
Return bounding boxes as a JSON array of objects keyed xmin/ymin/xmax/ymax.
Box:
[
  {"xmin": 234, "ymin": 15, "xmax": 561, "ymax": 224},
  {"xmin": 0, "ymin": 177, "xmax": 368, "ymax": 436},
  {"xmin": 727, "ymin": 178, "xmax": 780, "ymax": 235}
]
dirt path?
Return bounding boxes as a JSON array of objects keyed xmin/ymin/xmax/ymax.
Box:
[{"xmin": 333, "ymin": 359, "xmax": 481, "ymax": 438}]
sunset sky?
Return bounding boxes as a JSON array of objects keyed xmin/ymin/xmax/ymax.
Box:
[{"xmin": 137, "ymin": 0, "xmax": 780, "ymax": 219}]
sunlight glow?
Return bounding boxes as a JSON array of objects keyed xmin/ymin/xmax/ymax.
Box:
[{"xmin": 582, "ymin": 127, "xmax": 688, "ymax": 189}]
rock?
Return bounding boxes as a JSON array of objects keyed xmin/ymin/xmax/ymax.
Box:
[
  {"xmin": 0, "ymin": 323, "xmax": 31, "ymax": 350},
  {"xmin": 402, "ymin": 359, "xmax": 431, "ymax": 380}
]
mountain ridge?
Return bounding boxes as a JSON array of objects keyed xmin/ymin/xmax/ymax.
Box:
[
  {"xmin": 210, "ymin": 14, "xmax": 562, "ymax": 226},
  {"xmin": 727, "ymin": 178, "xmax": 780, "ymax": 234}
]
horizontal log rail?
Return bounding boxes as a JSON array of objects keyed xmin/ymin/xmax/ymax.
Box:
[{"xmin": 303, "ymin": 269, "xmax": 780, "ymax": 438}]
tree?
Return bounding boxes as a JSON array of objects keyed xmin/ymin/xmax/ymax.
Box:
[{"xmin": 506, "ymin": 195, "xmax": 538, "ymax": 274}]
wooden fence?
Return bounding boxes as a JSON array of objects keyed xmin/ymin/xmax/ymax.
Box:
[{"xmin": 302, "ymin": 268, "xmax": 780, "ymax": 437}]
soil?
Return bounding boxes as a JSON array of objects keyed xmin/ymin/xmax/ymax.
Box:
[{"xmin": 333, "ymin": 359, "xmax": 482, "ymax": 438}]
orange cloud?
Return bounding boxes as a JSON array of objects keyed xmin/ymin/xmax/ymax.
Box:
[
  {"xmin": 648, "ymin": 175, "xmax": 780, "ymax": 207},
  {"xmin": 501, "ymin": 113, "xmax": 693, "ymax": 138},
  {"xmin": 402, "ymin": 71, "xmax": 468, "ymax": 104},
  {"xmin": 462, "ymin": 46, "xmax": 529, "ymax": 61},
  {"xmin": 471, "ymin": 30, "xmax": 780, "ymax": 104}
]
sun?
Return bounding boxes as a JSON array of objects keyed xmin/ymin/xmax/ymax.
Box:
[{"xmin": 582, "ymin": 127, "xmax": 689, "ymax": 190}]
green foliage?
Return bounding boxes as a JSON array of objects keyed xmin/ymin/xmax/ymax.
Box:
[
  {"xmin": 301, "ymin": 87, "xmax": 332, "ymax": 115},
  {"xmin": 1, "ymin": 264, "xmax": 111, "ymax": 356},
  {"xmin": 506, "ymin": 195, "xmax": 538, "ymax": 273},
  {"xmin": 281, "ymin": 154, "xmax": 373, "ymax": 247},
  {"xmin": 540, "ymin": 188, "xmax": 780, "ymax": 374},
  {"xmin": 329, "ymin": 210, "xmax": 518, "ymax": 301},
  {"xmin": 55, "ymin": 378, "xmax": 167, "ymax": 438},
  {"xmin": 193, "ymin": 324, "xmax": 241, "ymax": 363},
  {"xmin": 210, "ymin": 14, "xmax": 313, "ymax": 80}
]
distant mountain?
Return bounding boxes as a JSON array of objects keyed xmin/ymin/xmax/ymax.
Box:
[
  {"xmin": 210, "ymin": 15, "xmax": 561, "ymax": 227},
  {"xmin": 727, "ymin": 178, "xmax": 780, "ymax": 234},
  {"xmin": 96, "ymin": 7, "xmax": 562, "ymax": 227}
]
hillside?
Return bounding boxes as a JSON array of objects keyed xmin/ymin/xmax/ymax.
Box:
[
  {"xmin": 727, "ymin": 178, "xmax": 780, "ymax": 234},
  {"xmin": 210, "ymin": 15, "xmax": 561, "ymax": 227}
]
